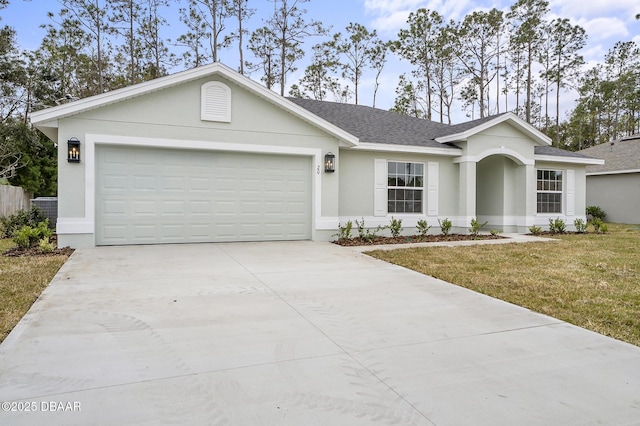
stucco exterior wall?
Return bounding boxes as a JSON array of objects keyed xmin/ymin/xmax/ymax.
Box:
[
  {"xmin": 337, "ymin": 149, "xmax": 458, "ymax": 230},
  {"xmin": 586, "ymin": 173, "xmax": 640, "ymax": 224},
  {"xmin": 534, "ymin": 161, "xmax": 588, "ymax": 229},
  {"xmin": 460, "ymin": 123, "xmax": 536, "ymax": 163},
  {"xmin": 477, "ymin": 156, "xmax": 506, "ymax": 217},
  {"xmin": 56, "ymin": 75, "xmax": 341, "ymax": 247}
]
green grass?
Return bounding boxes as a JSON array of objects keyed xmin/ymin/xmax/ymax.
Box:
[
  {"xmin": 367, "ymin": 223, "xmax": 640, "ymax": 347},
  {"xmin": 0, "ymin": 239, "xmax": 70, "ymax": 343}
]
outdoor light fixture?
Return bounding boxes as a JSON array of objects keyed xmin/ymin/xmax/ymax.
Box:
[
  {"xmin": 67, "ymin": 137, "xmax": 81, "ymax": 163},
  {"xmin": 324, "ymin": 152, "xmax": 335, "ymax": 173}
]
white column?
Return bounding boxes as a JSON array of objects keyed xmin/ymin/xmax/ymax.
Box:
[
  {"xmin": 458, "ymin": 161, "xmax": 476, "ymax": 227},
  {"xmin": 523, "ymin": 164, "xmax": 536, "ymax": 227}
]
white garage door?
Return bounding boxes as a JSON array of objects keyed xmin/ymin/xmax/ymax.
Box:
[{"xmin": 95, "ymin": 145, "xmax": 312, "ymax": 245}]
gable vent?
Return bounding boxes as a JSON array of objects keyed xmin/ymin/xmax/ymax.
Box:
[{"xmin": 201, "ymin": 81, "xmax": 231, "ymax": 122}]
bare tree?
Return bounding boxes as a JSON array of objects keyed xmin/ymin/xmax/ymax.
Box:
[
  {"xmin": 264, "ymin": 0, "xmax": 327, "ymax": 96},
  {"xmin": 226, "ymin": 0, "xmax": 255, "ymax": 74}
]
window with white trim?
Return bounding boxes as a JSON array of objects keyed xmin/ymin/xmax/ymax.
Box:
[
  {"xmin": 537, "ymin": 169, "xmax": 563, "ymax": 213},
  {"xmin": 387, "ymin": 161, "xmax": 424, "ymax": 213}
]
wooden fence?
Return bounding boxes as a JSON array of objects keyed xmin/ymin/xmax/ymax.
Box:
[{"xmin": 0, "ymin": 185, "xmax": 31, "ymax": 218}]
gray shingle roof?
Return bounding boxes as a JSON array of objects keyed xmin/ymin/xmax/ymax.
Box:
[
  {"xmin": 534, "ymin": 145, "xmax": 597, "ymax": 159},
  {"xmin": 578, "ymin": 135, "xmax": 640, "ymax": 173},
  {"xmin": 287, "ymin": 98, "xmax": 459, "ymax": 150},
  {"xmin": 442, "ymin": 114, "xmax": 508, "ymax": 135},
  {"xmin": 288, "ymin": 98, "xmax": 598, "ymax": 162}
]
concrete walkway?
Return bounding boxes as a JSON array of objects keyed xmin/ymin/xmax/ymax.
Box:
[{"xmin": 1, "ymin": 241, "xmax": 639, "ymax": 425}]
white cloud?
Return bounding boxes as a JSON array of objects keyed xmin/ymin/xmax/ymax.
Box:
[
  {"xmin": 577, "ymin": 17, "xmax": 629, "ymax": 42},
  {"xmin": 550, "ymin": 0, "xmax": 639, "ymax": 21},
  {"xmin": 363, "ymin": 0, "xmax": 476, "ymax": 34},
  {"xmin": 581, "ymin": 45, "xmax": 608, "ymax": 63}
]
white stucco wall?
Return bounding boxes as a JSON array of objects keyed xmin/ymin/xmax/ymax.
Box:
[
  {"xmin": 534, "ymin": 160, "xmax": 588, "ymax": 230},
  {"xmin": 337, "ymin": 149, "xmax": 459, "ymax": 233}
]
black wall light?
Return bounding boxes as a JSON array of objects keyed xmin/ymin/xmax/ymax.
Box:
[
  {"xmin": 67, "ymin": 138, "xmax": 81, "ymax": 163},
  {"xmin": 324, "ymin": 152, "xmax": 335, "ymax": 173}
]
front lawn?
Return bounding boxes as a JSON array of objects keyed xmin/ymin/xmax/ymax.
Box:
[
  {"xmin": 0, "ymin": 239, "xmax": 71, "ymax": 343},
  {"xmin": 367, "ymin": 223, "xmax": 640, "ymax": 347}
]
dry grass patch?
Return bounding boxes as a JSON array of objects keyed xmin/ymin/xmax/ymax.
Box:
[
  {"xmin": 367, "ymin": 224, "xmax": 640, "ymax": 347},
  {"xmin": 0, "ymin": 238, "xmax": 71, "ymax": 343}
]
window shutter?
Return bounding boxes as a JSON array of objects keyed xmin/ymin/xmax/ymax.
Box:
[
  {"xmin": 566, "ymin": 169, "xmax": 575, "ymax": 216},
  {"xmin": 374, "ymin": 159, "xmax": 387, "ymax": 217},
  {"xmin": 427, "ymin": 162, "xmax": 439, "ymax": 216},
  {"xmin": 201, "ymin": 82, "xmax": 231, "ymax": 122}
]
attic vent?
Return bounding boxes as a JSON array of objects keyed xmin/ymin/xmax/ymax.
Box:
[{"xmin": 201, "ymin": 81, "xmax": 231, "ymax": 122}]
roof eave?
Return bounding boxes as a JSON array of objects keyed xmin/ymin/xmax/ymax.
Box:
[
  {"xmin": 348, "ymin": 142, "xmax": 462, "ymax": 156},
  {"xmin": 30, "ymin": 62, "xmax": 359, "ymax": 147},
  {"xmin": 535, "ymin": 154, "xmax": 605, "ymax": 165},
  {"xmin": 587, "ymin": 169, "xmax": 640, "ymax": 176}
]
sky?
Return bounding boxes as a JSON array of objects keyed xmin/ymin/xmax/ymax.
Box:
[{"xmin": 1, "ymin": 0, "xmax": 639, "ymax": 124}]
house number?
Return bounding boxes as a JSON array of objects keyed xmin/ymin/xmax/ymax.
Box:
[{"xmin": 317, "ymin": 165, "xmax": 320, "ymax": 174}]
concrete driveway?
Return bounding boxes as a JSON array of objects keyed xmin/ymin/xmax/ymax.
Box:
[{"xmin": 1, "ymin": 241, "xmax": 639, "ymax": 425}]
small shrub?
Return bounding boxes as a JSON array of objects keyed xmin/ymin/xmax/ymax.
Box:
[
  {"xmin": 416, "ymin": 219, "xmax": 431, "ymax": 236},
  {"xmin": 469, "ymin": 217, "xmax": 488, "ymax": 239},
  {"xmin": 592, "ymin": 217, "xmax": 604, "ymax": 233},
  {"xmin": 490, "ymin": 229, "xmax": 502, "ymax": 236},
  {"xmin": 335, "ymin": 220, "xmax": 353, "ymax": 240},
  {"xmin": 39, "ymin": 237, "xmax": 56, "ymax": 253},
  {"xmin": 600, "ymin": 223, "xmax": 609, "ymax": 233},
  {"xmin": 36, "ymin": 220, "xmax": 53, "ymax": 240},
  {"xmin": 355, "ymin": 217, "xmax": 385, "ymax": 243},
  {"xmin": 389, "ymin": 217, "xmax": 403, "ymax": 237},
  {"xmin": 356, "ymin": 217, "xmax": 367, "ymax": 239},
  {"xmin": 586, "ymin": 206, "xmax": 606, "ymax": 221},
  {"xmin": 548, "ymin": 217, "xmax": 566, "ymax": 234},
  {"xmin": 1, "ymin": 206, "xmax": 47, "ymax": 238},
  {"xmin": 13, "ymin": 226, "xmax": 36, "ymax": 249},
  {"xmin": 574, "ymin": 218, "xmax": 587, "ymax": 233},
  {"xmin": 438, "ymin": 218, "xmax": 452, "ymax": 236},
  {"xmin": 11, "ymin": 219, "xmax": 52, "ymax": 249},
  {"xmin": 529, "ymin": 225, "xmax": 542, "ymax": 235}
]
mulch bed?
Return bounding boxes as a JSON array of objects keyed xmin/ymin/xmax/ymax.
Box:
[
  {"xmin": 333, "ymin": 233, "xmax": 504, "ymax": 247},
  {"xmin": 2, "ymin": 236, "xmax": 74, "ymax": 257}
]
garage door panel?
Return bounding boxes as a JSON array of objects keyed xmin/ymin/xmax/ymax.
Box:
[{"xmin": 96, "ymin": 146, "xmax": 311, "ymax": 245}]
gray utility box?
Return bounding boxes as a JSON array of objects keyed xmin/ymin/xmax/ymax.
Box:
[{"xmin": 31, "ymin": 197, "xmax": 58, "ymax": 229}]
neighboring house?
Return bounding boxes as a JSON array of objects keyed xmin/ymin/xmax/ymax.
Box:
[
  {"xmin": 578, "ymin": 135, "xmax": 640, "ymax": 224},
  {"xmin": 30, "ymin": 63, "xmax": 603, "ymax": 248}
]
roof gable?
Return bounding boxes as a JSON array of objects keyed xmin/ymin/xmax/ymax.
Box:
[
  {"xmin": 435, "ymin": 112, "xmax": 552, "ymax": 146},
  {"xmin": 30, "ymin": 62, "xmax": 359, "ymax": 146}
]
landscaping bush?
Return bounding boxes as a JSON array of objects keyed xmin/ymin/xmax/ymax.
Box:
[
  {"xmin": 529, "ymin": 225, "xmax": 543, "ymax": 235},
  {"xmin": 592, "ymin": 217, "xmax": 604, "ymax": 233},
  {"xmin": 335, "ymin": 220, "xmax": 353, "ymax": 241},
  {"xmin": 574, "ymin": 218, "xmax": 587, "ymax": 233},
  {"xmin": 586, "ymin": 206, "xmax": 606, "ymax": 221},
  {"xmin": 355, "ymin": 217, "xmax": 385, "ymax": 243},
  {"xmin": 39, "ymin": 237, "xmax": 56, "ymax": 253},
  {"xmin": 548, "ymin": 217, "xmax": 566, "ymax": 234},
  {"xmin": 11, "ymin": 219, "xmax": 52, "ymax": 249},
  {"xmin": 416, "ymin": 219, "xmax": 431, "ymax": 236},
  {"xmin": 1, "ymin": 206, "xmax": 47, "ymax": 238},
  {"xmin": 389, "ymin": 217, "xmax": 403, "ymax": 237},
  {"xmin": 438, "ymin": 218, "xmax": 452, "ymax": 236},
  {"xmin": 469, "ymin": 217, "xmax": 488, "ymax": 239}
]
